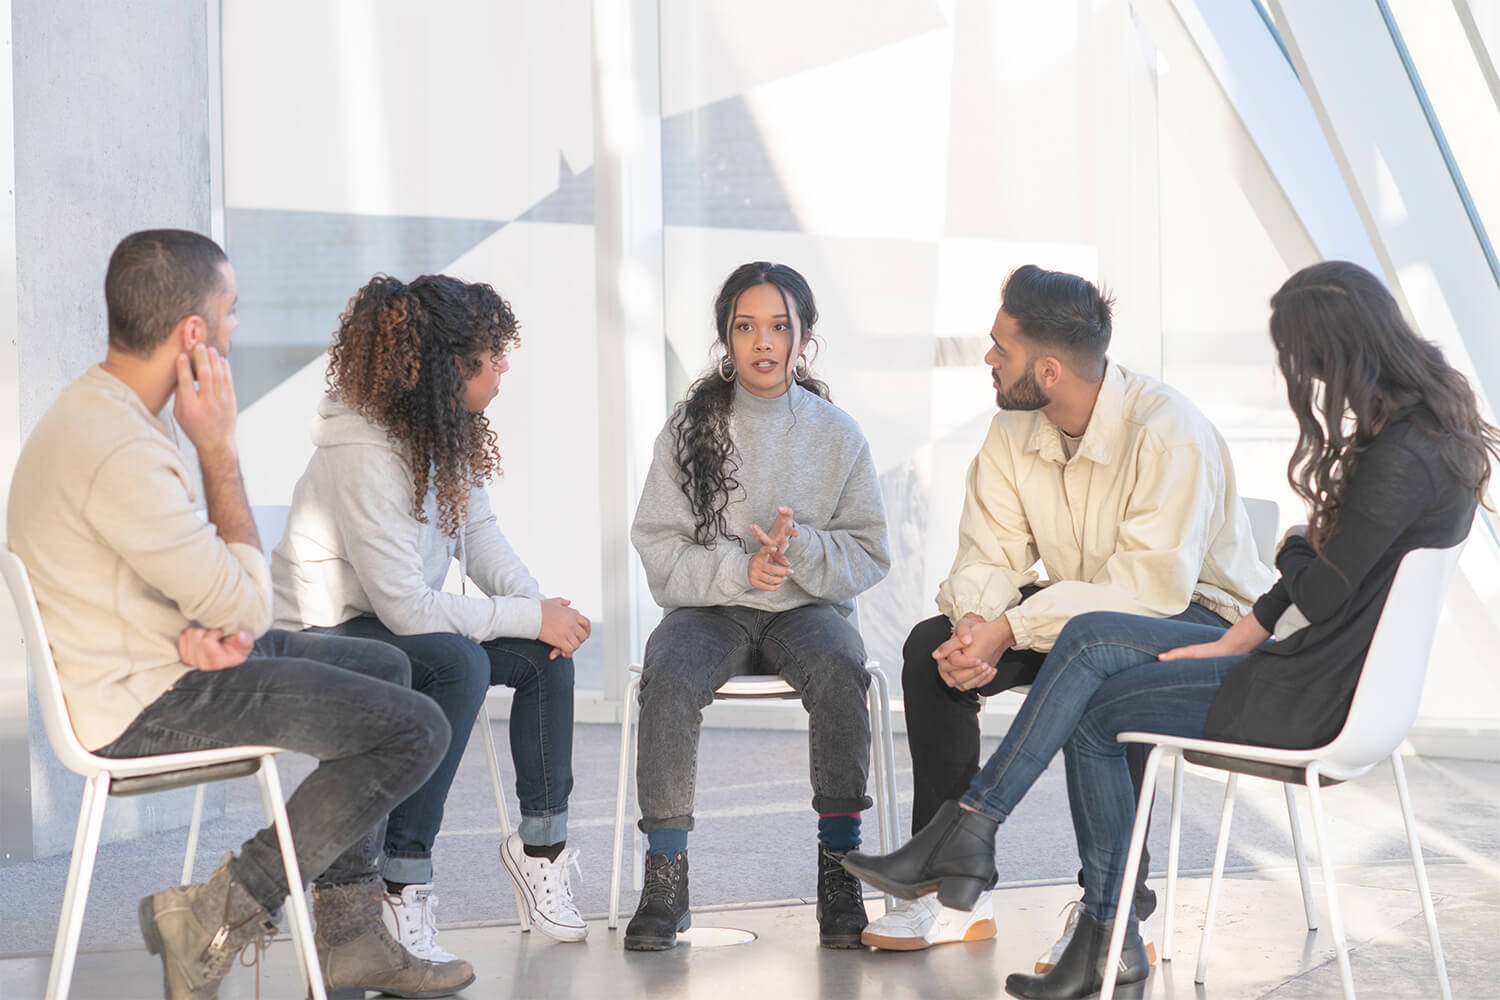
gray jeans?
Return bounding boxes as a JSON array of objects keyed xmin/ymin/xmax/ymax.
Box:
[
  {"xmin": 97, "ymin": 629, "xmax": 450, "ymax": 913},
  {"xmin": 636, "ymin": 604, "xmax": 873, "ymax": 832}
]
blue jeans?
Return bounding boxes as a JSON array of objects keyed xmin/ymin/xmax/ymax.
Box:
[
  {"xmin": 312, "ymin": 616, "xmax": 575, "ymax": 883},
  {"xmin": 960, "ymin": 611, "xmax": 1248, "ymax": 922},
  {"xmin": 637, "ymin": 604, "xmax": 872, "ymax": 832},
  {"xmin": 97, "ymin": 630, "xmax": 449, "ymax": 913}
]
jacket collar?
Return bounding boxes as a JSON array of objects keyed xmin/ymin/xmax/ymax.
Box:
[{"xmin": 1024, "ymin": 361, "xmax": 1124, "ymax": 466}]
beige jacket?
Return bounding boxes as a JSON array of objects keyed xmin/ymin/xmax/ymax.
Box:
[
  {"xmin": 936, "ymin": 363, "xmax": 1275, "ymax": 652},
  {"xmin": 6, "ymin": 367, "xmax": 272, "ymax": 750}
]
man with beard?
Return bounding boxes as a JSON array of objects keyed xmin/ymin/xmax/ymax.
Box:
[{"xmin": 862, "ymin": 265, "xmax": 1273, "ymax": 960}]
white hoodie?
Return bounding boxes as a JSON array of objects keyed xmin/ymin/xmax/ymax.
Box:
[{"xmin": 271, "ymin": 397, "xmax": 544, "ymax": 641}]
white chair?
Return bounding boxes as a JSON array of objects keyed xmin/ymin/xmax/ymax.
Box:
[
  {"xmin": 1243, "ymin": 496, "xmax": 1280, "ymax": 566},
  {"xmin": 607, "ymin": 631, "xmax": 901, "ymax": 928},
  {"xmin": 246, "ymin": 503, "xmax": 532, "ymax": 930},
  {"xmin": 1, "ymin": 549, "xmax": 326, "ymax": 1000},
  {"xmin": 1100, "ymin": 541, "xmax": 1464, "ymax": 1000}
]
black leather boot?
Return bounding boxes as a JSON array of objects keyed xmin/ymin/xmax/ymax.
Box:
[
  {"xmin": 623, "ymin": 850, "xmax": 691, "ymax": 951},
  {"xmin": 840, "ymin": 800, "xmax": 999, "ymax": 909},
  {"xmin": 816, "ymin": 845, "xmax": 868, "ymax": 949},
  {"xmin": 1004, "ymin": 909, "xmax": 1149, "ymax": 999}
]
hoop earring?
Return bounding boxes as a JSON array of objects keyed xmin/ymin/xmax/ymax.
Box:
[
  {"xmin": 793, "ymin": 355, "xmax": 810, "ymax": 382},
  {"xmin": 719, "ymin": 354, "xmax": 736, "ymax": 382}
]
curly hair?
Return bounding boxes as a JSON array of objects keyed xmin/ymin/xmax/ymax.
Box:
[
  {"xmin": 672, "ymin": 262, "xmax": 831, "ymax": 547},
  {"xmin": 325, "ymin": 273, "xmax": 520, "ymax": 537},
  {"xmin": 1269, "ymin": 260, "xmax": 1499, "ymax": 550}
]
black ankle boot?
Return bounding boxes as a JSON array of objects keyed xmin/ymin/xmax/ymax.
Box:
[
  {"xmin": 624, "ymin": 850, "xmax": 691, "ymax": 951},
  {"xmin": 816, "ymin": 845, "xmax": 868, "ymax": 949},
  {"xmin": 1004, "ymin": 909, "xmax": 1149, "ymax": 999},
  {"xmin": 841, "ymin": 801, "xmax": 999, "ymax": 909}
]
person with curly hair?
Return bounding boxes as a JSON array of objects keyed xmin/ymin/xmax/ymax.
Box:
[
  {"xmin": 272, "ymin": 274, "xmax": 593, "ymax": 967},
  {"xmin": 842, "ymin": 260, "xmax": 1498, "ymax": 1000},
  {"xmin": 624, "ymin": 261, "xmax": 892, "ymax": 951}
]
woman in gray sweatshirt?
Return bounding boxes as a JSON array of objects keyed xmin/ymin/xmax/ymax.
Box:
[
  {"xmin": 272, "ymin": 275, "xmax": 594, "ymax": 967},
  {"xmin": 625, "ymin": 262, "xmax": 892, "ymax": 952}
]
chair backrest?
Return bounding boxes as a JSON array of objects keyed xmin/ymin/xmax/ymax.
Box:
[
  {"xmin": 1320, "ymin": 541, "xmax": 1466, "ymax": 776},
  {"xmin": 1242, "ymin": 497, "xmax": 1280, "ymax": 567},
  {"xmin": 253, "ymin": 504, "xmax": 290, "ymax": 553},
  {"xmin": 0, "ymin": 549, "xmax": 105, "ymax": 778}
]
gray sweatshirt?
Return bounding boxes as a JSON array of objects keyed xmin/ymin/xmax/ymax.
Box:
[
  {"xmin": 631, "ymin": 383, "xmax": 891, "ymax": 614},
  {"xmin": 271, "ymin": 397, "xmax": 543, "ymax": 641}
]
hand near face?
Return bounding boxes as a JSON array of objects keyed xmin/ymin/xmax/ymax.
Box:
[{"xmin": 173, "ymin": 345, "xmax": 239, "ymax": 459}]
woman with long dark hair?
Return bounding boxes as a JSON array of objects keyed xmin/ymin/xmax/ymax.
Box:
[
  {"xmin": 843, "ymin": 260, "xmax": 1498, "ymax": 999},
  {"xmin": 272, "ymin": 275, "xmax": 594, "ymax": 980},
  {"xmin": 625, "ymin": 262, "xmax": 891, "ymax": 951}
]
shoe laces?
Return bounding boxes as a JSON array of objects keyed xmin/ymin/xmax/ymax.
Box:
[
  {"xmin": 1058, "ymin": 898, "xmax": 1085, "ymax": 934},
  {"xmin": 534, "ymin": 849, "xmax": 583, "ymax": 914},
  {"xmin": 410, "ymin": 886, "xmax": 443, "ymax": 954},
  {"xmin": 641, "ymin": 854, "xmax": 683, "ymax": 907},
  {"xmin": 819, "ymin": 851, "xmax": 864, "ymax": 907}
]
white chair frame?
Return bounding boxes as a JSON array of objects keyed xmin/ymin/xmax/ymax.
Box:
[
  {"xmin": 1099, "ymin": 541, "xmax": 1464, "ymax": 1000},
  {"xmin": 1, "ymin": 549, "xmax": 326, "ymax": 1000},
  {"xmin": 607, "ymin": 655, "xmax": 901, "ymax": 928}
]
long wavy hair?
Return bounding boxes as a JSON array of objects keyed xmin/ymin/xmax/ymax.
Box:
[
  {"xmin": 326, "ymin": 274, "xmax": 520, "ymax": 537},
  {"xmin": 672, "ymin": 262, "xmax": 831, "ymax": 547},
  {"xmin": 1269, "ymin": 260, "xmax": 1498, "ymax": 549}
]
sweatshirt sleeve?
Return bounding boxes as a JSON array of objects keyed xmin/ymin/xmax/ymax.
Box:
[
  {"xmin": 83, "ymin": 439, "xmax": 272, "ymax": 637},
  {"xmin": 936, "ymin": 419, "xmax": 1042, "ymax": 624},
  {"xmin": 331, "ymin": 446, "xmax": 541, "ymax": 641},
  {"xmin": 781, "ymin": 438, "xmax": 890, "ymax": 603},
  {"xmin": 1004, "ymin": 437, "xmax": 1224, "ymax": 651},
  {"xmin": 462, "ymin": 484, "xmax": 544, "ymax": 604},
  {"xmin": 1274, "ymin": 437, "xmax": 1435, "ymax": 624},
  {"xmin": 630, "ymin": 427, "xmax": 757, "ymax": 609}
]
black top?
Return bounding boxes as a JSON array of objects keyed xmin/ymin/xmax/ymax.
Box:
[{"xmin": 1203, "ymin": 411, "xmax": 1477, "ymax": 749}]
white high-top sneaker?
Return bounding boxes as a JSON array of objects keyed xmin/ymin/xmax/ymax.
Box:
[
  {"xmin": 500, "ymin": 832, "xmax": 588, "ymax": 942},
  {"xmin": 1034, "ymin": 898, "xmax": 1156, "ymax": 973},
  {"xmin": 861, "ymin": 891, "xmax": 997, "ymax": 950},
  {"xmin": 381, "ymin": 882, "xmax": 462, "ymax": 963}
]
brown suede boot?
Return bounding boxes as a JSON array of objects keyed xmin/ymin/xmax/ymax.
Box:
[
  {"xmin": 137, "ymin": 857, "xmax": 277, "ymax": 1000},
  {"xmin": 312, "ymin": 878, "xmax": 475, "ymax": 999}
]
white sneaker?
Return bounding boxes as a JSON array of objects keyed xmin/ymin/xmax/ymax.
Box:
[
  {"xmin": 1034, "ymin": 898, "xmax": 1156, "ymax": 973},
  {"xmin": 381, "ymin": 882, "xmax": 462, "ymax": 963},
  {"xmin": 861, "ymin": 891, "xmax": 997, "ymax": 951},
  {"xmin": 499, "ymin": 832, "xmax": 588, "ymax": 942}
]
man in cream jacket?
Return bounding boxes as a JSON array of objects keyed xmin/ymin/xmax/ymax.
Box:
[{"xmin": 863, "ymin": 265, "xmax": 1274, "ymax": 958}]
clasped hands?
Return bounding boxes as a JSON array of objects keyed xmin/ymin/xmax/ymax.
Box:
[
  {"xmin": 748, "ymin": 506, "xmax": 798, "ymax": 592},
  {"xmin": 933, "ymin": 613, "xmax": 1014, "ymax": 692}
]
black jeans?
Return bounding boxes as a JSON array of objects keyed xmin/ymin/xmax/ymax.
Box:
[
  {"xmin": 901, "ymin": 601, "xmax": 1230, "ymax": 920},
  {"xmin": 96, "ymin": 630, "xmax": 450, "ymax": 913}
]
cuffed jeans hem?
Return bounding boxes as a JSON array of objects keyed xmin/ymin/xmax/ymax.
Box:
[
  {"xmin": 638, "ymin": 814, "xmax": 695, "ymax": 834},
  {"xmin": 229, "ymin": 853, "xmax": 291, "ymax": 915},
  {"xmin": 380, "ymin": 853, "xmax": 435, "ymax": 886},
  {"xmin": 811, "ymin": 794, "xmax": 872, "ymax": 814},
  {"xmin": 519, "ymin": 809, "xmax": 569, "ymax": 846},
  {"xmin": 957, "ymin": 793, "xmax": 1006, "ymax": 825}
]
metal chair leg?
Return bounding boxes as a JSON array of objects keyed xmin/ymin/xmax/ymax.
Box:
[
  {"xmin": 1101, "ymin": 746, "xmax": 1166, "ymax": 999},
  {"xmin": 477, "ymin": 704, "xmax": 530, "ymax": 932},
  {"xmin": 1195, "ymin": 772, "xmax": 1239, "ymax": 984},
  {"xmin": 46, "ymin": 772, "xmax": 110, "ymax": 1000},
  {"xmin": 608, "ymin": 673, "xmax": 641, "ymax": 929},
  {"xmin": 181, "ymin": 784, "xmax": 207, "ymax": 886},
  {"xmin": 1162, "ymin": 753, "xmax": 1185, "ymax": 961},
  {"xmin": 258, "ymin": 759, "xmax": 325, "ymax": 1000},
  {"xmin": 1390, "ymin": 752, "xmax": 1451, "ymax": 1000},
  {"xmin": 1306, "ymin": 767, "xmax": 1356, "ymax": 1000},
  {"xmin": 1284, "ymin": 781, "xmax": 1318, "ymax": 930}
]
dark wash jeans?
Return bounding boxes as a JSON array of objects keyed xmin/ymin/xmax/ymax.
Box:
[
  {"xmin": 637, "ymin": 604, "xmax": 872, "ymax": 833},
  {"xmin": 311, "ymin": 616, "xmax": 575, "ymax": 883},
  {"xmin": 96, "ymin": 629, "xmax": 449, "ymax": 914},
  {"xmin": 902, "ymin": 597, "xmax": 1229, "ymax": 920},
  {"xmin": 958, "ymin": 611, "xmax": 1247, "ymax": 923}
]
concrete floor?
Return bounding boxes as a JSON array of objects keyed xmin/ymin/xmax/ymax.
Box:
[
  {"xmin": 2, "ymin": 859, "xmax": 1490, "ymax": 999},
  {"xmin": 3, "ymin": 718, "xmax": 1497, "ymax": 999}
]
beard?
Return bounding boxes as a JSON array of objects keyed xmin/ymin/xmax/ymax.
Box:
[{"xmin": 995, "ymin": 367, "xmax": 1050, "ymax": 411}]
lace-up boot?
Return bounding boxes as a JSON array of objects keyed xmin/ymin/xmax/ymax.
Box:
[
  {"xmin": 623, "ymin": 849, "xmax": 690, "ymax": 951},
  {"xmin": 137, "ymin": 857, "xmax": 277, "ymax": 1000},
  {"xmin": 816, "ymin": 844, "xmax": 869, "ymax": 949}
]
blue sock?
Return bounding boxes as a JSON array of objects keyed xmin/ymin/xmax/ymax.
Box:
[
  {"xmin": 646, "ymin": 827, "xmax": 689, "ymax": 857},
  {"xmin": 818, "ymin": 813, "xmax": 861, "ymax": 852}
]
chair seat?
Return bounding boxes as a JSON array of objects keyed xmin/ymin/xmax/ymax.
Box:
[
  {"xmin": 84, "ymin": 743, "xmax": 292, "ymax": 780},
  {"xmin": 1116, "ymin": 730, "xmax": 1377, "ymax": 784},
  {"xmin": 1181, "ymin": 749, "xmax": 1343, "ymax": 787},
  {"xmin": 110, "ymin": 759, "xmax": 265, "ymax": 798}
]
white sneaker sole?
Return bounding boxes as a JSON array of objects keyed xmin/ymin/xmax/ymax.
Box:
[
  {"xmin": 862, "ymin": 917, "xmax": 997, "ymax": 951},
  {"xmin": 499, "ymin": 840, "xmax": 588, "ymax": 943}
]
